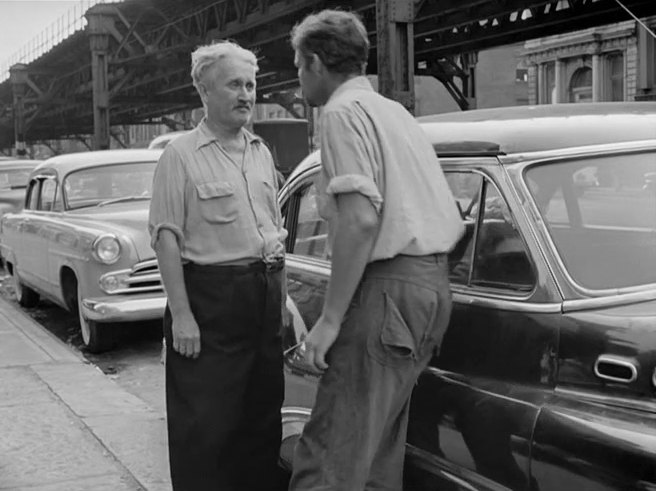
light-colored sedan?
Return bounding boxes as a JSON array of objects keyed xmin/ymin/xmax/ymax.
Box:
[
  {"xmin": 0, "ymin": 159, "xmax": 42, "ymax": 217},
  {"xmin": 0, "ymin": 149, "xmax": 165, "ymax": 352}
]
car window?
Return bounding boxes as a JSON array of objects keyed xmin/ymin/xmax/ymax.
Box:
[
  {"xmin": 446, "ymin": 171, "xmax": 535, "ymax": 292},
  {"xmin": 0, "ymin": 169, "xmax": 31, "ymax": 189},
  {"xmin": 292, "ymin": 182, "xmax": 329, "ymax": 260},
  {"xmin": 38, "ymin": 179, "xmax": 57, "ymax": 212},
  {"xmin": 63, "ymin": 161, "xmax": 156, "ymax": 210},
  {"xmin": 25, "ymin": 180, "xmax": 39, "ymax": 210},
  {"xmin": 525, "ymin": 152, "xmax": 656, "ymax": 289}
]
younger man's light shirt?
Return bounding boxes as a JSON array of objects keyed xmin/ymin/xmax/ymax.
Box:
[{"xmin": 318, "ymin": 76, "xmax": 464, "ymax": 261}]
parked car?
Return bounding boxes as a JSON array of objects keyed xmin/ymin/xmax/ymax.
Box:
[
  {"xmin": 147, "ymin": 130, "xmax": 188, "ymax": 149},
  {"xmin": 278, "ymin": 103, "xmax": 656, "ymax": 489},
  {"xmin": 0, "ymin": 159, "xmax": 41, "ymax": 217},
  {"xmin": 0, "ymin": 149, "xmax": 166, "ymax": 352}
]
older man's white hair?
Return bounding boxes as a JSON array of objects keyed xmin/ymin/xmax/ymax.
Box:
[{"xmin": 190, "ymin": 41, "xmax": 258, "ymax": 91}]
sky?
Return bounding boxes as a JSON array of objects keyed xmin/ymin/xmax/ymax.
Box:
[{"xmin": 0, "ymin": 1, "xmax": 81, "ymax": 67}]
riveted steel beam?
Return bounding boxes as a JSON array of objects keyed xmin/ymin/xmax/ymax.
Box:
[
  {"xmin": 376, "ymin": 0, "xmax": 416, "ymax": 112},
  {"xmin": 87, "ymin": 6, "xmax": 112, "ymax": 150},
  {"xmin": 9, "ymin": 64, "xmax": 28, "ymax": 156}
]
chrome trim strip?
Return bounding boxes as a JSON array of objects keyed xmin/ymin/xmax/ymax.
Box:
[
  {"xmin": 594, "ymin": 355, "xmax": 638, "ymax": 384},
  {"xmin": 125, "ymin": 273, "xmax": 161, "ymax": 284},
  {"xmin": 451, "ymin": 291, "xmax": 561, "ymax": 313},
  {"xmin": 554, "ymin": 386, "xmax": 656, "ymax": 413},
  {"xmin": 285, "ymin": 254, "xmax": 331, "ymax": 276},
  {"xmin": 107, "ymin": 285, "xmax": 162, "ymax": 295},
  {"xmin": 132, "ymin": 258, "xmax": 158, "ymax": 272},
  {"xmin": 563, "ymin": 289, "xmax": 656, "ymax": 312},
  {"xmin": 81, "ymin": 295, "xmax": 166, "ymax": 322},
  {"xmin": 499, "ymin": 140, "xmax": 656, "ymax": 165},
  {"xmin": 281, "ymin": 406, "xmax": 312, "ymax": 419}
]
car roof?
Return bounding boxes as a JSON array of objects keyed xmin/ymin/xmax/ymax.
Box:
[
  {"xmin": 418, "ymin": 102, "xmax": 656, "ymax": 155},
  {"xmin": 148, "ymin": 131, "xmax": 189, "ymax": 149},
  {"xmin": 34, "ymin": 149, "xmax": 163, "ymax": 177},
  {"xmin": 289, "ymin": 103, "xmax": 656, "ymax": 182}
]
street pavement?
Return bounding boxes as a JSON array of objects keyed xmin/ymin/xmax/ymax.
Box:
[{"xmin": 0, "ymin": 296, "xmax": 171, "ymax": 491}]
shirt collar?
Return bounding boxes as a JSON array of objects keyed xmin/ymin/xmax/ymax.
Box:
[
  {"xmin": 326, "ymin": 76, "xmax": 374, "ymax": 106},
  {"xmin": 195, "ymin": 118, "xmax": 262, "ymax": 150}
]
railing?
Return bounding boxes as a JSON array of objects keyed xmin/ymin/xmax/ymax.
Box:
[{"xmin": 0, "ymin": 0, "xmax": 110, "ymax": 83}]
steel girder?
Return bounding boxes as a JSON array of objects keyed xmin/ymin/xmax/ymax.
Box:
[{"xmin": 1, "ymin": 0, "xmax": 655, "ymax": 149}]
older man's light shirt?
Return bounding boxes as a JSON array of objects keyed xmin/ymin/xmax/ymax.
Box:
[
  {"xmin": 148, "ymin": 120, "xmax": 286, "ymax": 265},
  {"xmin": 318, "ymin": 76, "xmax": 464, "ymax": 261}
]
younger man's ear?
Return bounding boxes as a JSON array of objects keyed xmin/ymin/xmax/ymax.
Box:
[{"xmin": 310, "ymin": 53, "xmax": 325, "ymax": 74}]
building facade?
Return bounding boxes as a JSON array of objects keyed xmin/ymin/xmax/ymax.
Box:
[{"xmin": 521, "ymin": 16, "xmax": 656, "ymax": 104}]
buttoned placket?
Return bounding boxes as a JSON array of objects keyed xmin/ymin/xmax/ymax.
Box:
[{"xmin": 215, "ymin": 135, "xmax": 268, "ymax": 260}]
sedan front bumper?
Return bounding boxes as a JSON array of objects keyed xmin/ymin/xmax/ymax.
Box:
[{"xmin": 81, "ymin": 292, "xmax": 166, "ymax": 323}]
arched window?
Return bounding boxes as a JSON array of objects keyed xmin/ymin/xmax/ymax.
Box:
[{"xmin": 569, "ymin": 67, "xmax": 592, "ymax": 103}]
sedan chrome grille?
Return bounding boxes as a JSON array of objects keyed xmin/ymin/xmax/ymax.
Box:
[
  {"xmin": 126, "ymin": 259, "xmax": 162, "ymax": 291},
  {"xmin": 99, "ymin": 259, "xmax": 163, "ymax": 295}
]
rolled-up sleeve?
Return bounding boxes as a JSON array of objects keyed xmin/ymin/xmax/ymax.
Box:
[
  {"xmin": 148, "ymin": 146, "xmax": 186, "ymax": 250},
  {"xmin": 320, "ymin": 108, "xmax": 383, "ymax": 213}
]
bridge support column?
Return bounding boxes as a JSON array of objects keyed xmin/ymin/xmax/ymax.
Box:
[
  {"xmin": 87, "ymin": 8, "xmax": 113, "ymax": 150},
  {"xmin": 376, "ymin": 0, "xmax": 415, "ymax": 113},
  {"xmin": 9, "ymin": 64, "xmax": 28, "ymax": 157}
]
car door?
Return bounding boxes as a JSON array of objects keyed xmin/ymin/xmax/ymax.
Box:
[
  {"xmin": 404, "ymin": 160, "xmax": 561, "ymax": 491},
  {"xmin": 37, "ymin": 176, "xmax": 66, "ymax": 298},
  {"xmin": 21, "ymin": 176, "xmax": 59, "ymax": 293},
  {"xmin": 12, "ymin": 177, "xmax": 43, "ymax": 289},
  {"xmin": 282, "ymin": 170, "xmax": 327, "ymax": 409}
]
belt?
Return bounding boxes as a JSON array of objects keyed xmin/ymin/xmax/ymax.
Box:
[
  {"xmin": 256, "ymin": 256, "xmax": 285, "ymax": 273},
  {"xmin": 185, "ymin": 257, "xmax": 284, "ymax": 275}
]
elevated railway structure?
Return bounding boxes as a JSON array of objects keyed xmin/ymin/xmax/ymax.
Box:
[{"xmin": 1, "ymin": 0, "xmax": 655, "ymax": 153}]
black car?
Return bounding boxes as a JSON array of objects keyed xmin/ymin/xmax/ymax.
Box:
[{"xmin": 278, "ymin": 102, "xmax": 656, "ymax": 490}]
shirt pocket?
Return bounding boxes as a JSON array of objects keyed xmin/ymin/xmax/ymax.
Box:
[{"xmin": 196, "ymin": 181, "xmax": 239, "ymax": 224}]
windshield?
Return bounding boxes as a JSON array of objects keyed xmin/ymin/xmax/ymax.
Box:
[
  {"xmin": 64, "ymin": 161, "xmax": 157, "ymax": 210},
  {"xmin": 525, "ymin": 152, "xmax": 656, "ymax": 290}
]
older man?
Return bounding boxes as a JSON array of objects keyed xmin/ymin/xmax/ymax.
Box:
[
  {"xmin": 149, "ymin": 42, "xmax": 286, "ymax": 491},
  {"xmin": 289, "ymin": 10, "xmax": 465, "ymax": 491}
]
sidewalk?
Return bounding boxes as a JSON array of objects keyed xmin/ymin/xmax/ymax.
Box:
[{"xmin": 0, "ymin": 297, "xmax": 171, "ymax": 491}]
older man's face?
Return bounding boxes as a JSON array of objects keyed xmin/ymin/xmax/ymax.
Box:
[{"xmin": 201, "ymin": 56, "xmax": 256, "ymax": 129}]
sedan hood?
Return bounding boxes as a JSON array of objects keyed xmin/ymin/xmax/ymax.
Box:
[{"xmin": 67, "ymin": 202, "xmax": 154, "ymax": 261}]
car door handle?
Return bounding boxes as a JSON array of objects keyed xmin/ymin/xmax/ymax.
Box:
[{"xmin": 594, "ymin": 354, "xmax": 638, "ymax": 383}]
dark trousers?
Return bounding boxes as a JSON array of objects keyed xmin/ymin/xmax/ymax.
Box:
[
  {"xmin": 290, "ymin": 254, "xmax": 452, "ymax": 491},
  {"xmin": 164, "ymin": 262, "xmax": 285, "ymax": 491}
]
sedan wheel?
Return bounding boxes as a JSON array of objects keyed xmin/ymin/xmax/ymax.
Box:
[
  {"xmin": 76, "ymin": 287, "xmax": 115, "ymax": 353},
  {"xmin": 10, "ymin": 268, "xmax": 39, "ymax": 308}
]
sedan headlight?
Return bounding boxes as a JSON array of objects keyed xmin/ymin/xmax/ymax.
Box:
[{"xmin": 93, "ymin": 235, "xmax": 121, "ymax": 264}]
